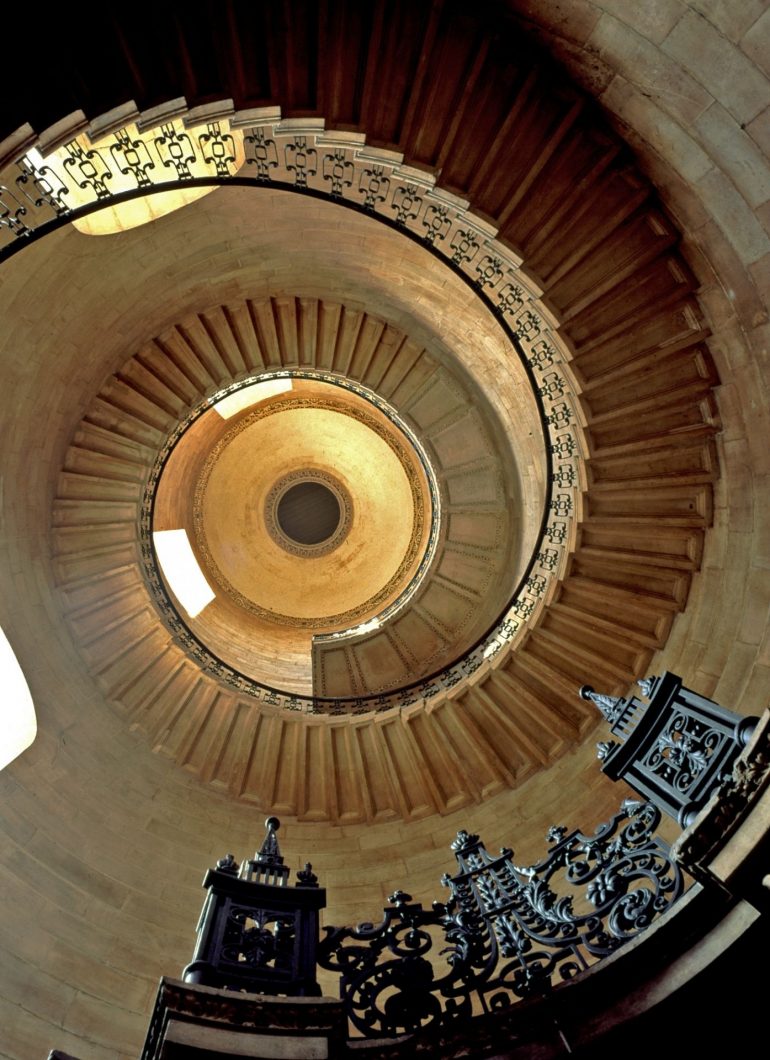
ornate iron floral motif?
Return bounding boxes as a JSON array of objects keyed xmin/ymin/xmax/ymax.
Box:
[
  {"xmin": 318, "ymin": 799, "xmax": 683, "ymax": 1039},
  {"xmin": 61, "ymin": 140, "xmax": 112, "ymax": 198},
  {"xmin": 545, "ymin": 521, "xmax": 568, "ymax": 545},
  {"xmin": 638, "ymin": 675, "xmax": 657, "ymax": 698},
  {"xmin": 154, "ymin": 122, "xmax": 196, "ymax": 180},
  {"xmin": 550, "ymin": 492, "xmax": 573, "ymax": 517},
  {"xmin": 421, "ymin": 203, "xmax": 451, "ymax": 245},
  {"xmin": 110, "ymin": 126, "xmax": 155, "ymax": 188},
  {"xmin": 475, "ymin": 254, "xmax": 504, "ymax": 289},
  {"xmin": 582, "ymin": 672, "xmax": 758, "ymax": 827},
  {"xmin": 449, "ymin": 228, "xmax": 480, "ymax": 265},
  {"xmin": 392, "ymin": 182, "xmax": 423, "ymax": 225},
  {"xmin": 528, "ymin": 340, "xmax": 557, "ymax": 370},
  {"xmin": 0, "ymin": 187, "xmax": 30, "ymax": 237},
  {"xmin": 551, "ymin": 432, "xmax": 577, "ymax": 458},
  {"xmin": 526, "ymin": 574, "xmax": 547, "ymax": 597},
  {"xmin": 245, "ymin": 128, "xmax": 279, "ymax": 181},
  {"xmin": 197, "ymin": 122, "xmax": 239, "ymax": 177},
  {"xmin": 183, "ymin": 818, "xmax": 326, "ymax": 998},
  {"xmin": 15, "ymin": 155, "xmax": 69, "ymax": 215},
  {"xmin": 515, "ymin": 309, "xmax": 542, "ymax": 341},
  {"xmin": 596, "ymin": 740, "xmax": 617, "ymax": 761},
  {"xmin": 645, "ymin": 712, "xmax": 718, "ymax": 793},
  {"xmin": 552, "ymin": 463, "xmax": 576, "ymax": 488},
  {"xmin": 538, "ymin": 372, "xmax": 566, "ymax": 401},
  {"xmin": 285, "ymin": 136, "xmax": 318, "ymax": 187},
  {"xmin": 359, "ymin": 164, "xmax": 389, "ymax": 209},
  {"xmin": 220, "ymin": 905, "xmax": 296, "ymax": 973},
  {"xmin": 546, "ymin": 401, "xmax": 574, "ymax": 429},
  {"xmin": 536, "ymin": 547, "xmax": 559, "ymax": 572},
  {"xmin": 497, "ymin": 281, "xmax": 525, "ymax": 316},
  {"xmin": 674, "ymin": 715, "xmax": 770, "ymax": 870}
]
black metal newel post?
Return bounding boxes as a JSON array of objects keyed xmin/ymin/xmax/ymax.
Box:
[
  {"xmin": 182, "ymin": 816, "xmax": 325, "ymax": 996},
  {"xmin": 581, "ymin": 670, "xmax": 758, "ymax": 826}
]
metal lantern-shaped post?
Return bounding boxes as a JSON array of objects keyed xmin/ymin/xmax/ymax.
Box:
[
  {"xmin": 182, "ymin": 817, "xmax": 325, "ymax": 997},
  {"xmin": 581, "ymin": 671, "xmax": 758, "ymax": 827}
]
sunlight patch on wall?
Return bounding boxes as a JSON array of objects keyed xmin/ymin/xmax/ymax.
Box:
[
  {"xmin": 154, "ymin": 529, "xmax": 215, "ymax": 618},
  {"xmin": 26, "ymin": 117, "xmax": 245, "ymax": 236},
  {"xmin": 214, "ymin": 378, "xmax": 294, "ymax": 419},
  {"xmin": 0, "ymin": 626, "xmax": 37, "ymax": 771}
]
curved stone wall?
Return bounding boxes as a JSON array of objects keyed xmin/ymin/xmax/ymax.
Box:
[
  {"xmin": 0, "ymin": 2, "xmax": 767, "ymax": 1057},
  {"xmin": 510, "ymin": 1, "xmax": 770, "ymax": 714}
]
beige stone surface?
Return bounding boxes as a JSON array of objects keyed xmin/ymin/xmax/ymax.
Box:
[
  {"xmin": 662, "ymin": 9, "xmax": 770, "ymax": 123},
  {"xmin": 2, "ymin": 1, "xmax": 770, "ymax": 1057},
  {"xmin": 691, "ymin": 0, "xmax": 767, "ymax": 43}
]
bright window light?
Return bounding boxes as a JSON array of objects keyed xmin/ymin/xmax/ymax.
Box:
[
  {"xmin": 214, "ymin": 378, "xmax": 294, "ymax": 419},
  {"xmin": 27, "ymin": 119, "xmax": 245, "ymax": 237},
  {"xmin": 153, "ymin": 530, "xmax": 215, "ymax": 618},
  {"xmin": 0, "ymin": 626, "xmax": 37, "ymax": 771},
  {"xmin": 26, "ymin": 147, "xmax": 45, "ymax": 169}
]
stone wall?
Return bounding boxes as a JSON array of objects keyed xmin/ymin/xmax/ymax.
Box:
[
  {"xmin": 511, "ymin": 0, "xmax": 770, "ymax": 712},
  {"xmin": 1, "ymin": 2, "xmax": 769, "ymax": 1057}
]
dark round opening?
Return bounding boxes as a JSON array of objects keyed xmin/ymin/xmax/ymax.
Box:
[{"xmin": 276, "ymin": 481, "xmax": 342, "ymax": 545}]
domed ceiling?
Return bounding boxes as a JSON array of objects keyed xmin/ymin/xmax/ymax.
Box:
[{"xmin": 152, "ymin": 374, "xmax": 437, "ymax": 693}]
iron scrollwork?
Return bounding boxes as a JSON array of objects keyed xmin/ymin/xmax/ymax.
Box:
[
  {"xmin": 285, "ymin": 136, "xmax": 318, "ymax": 188},
  {"xmin": 0, "ymin": 186, "xmax": 30, "ymax": 237},
  {"xmin": 110, "ymin": 126, "xmax": 156, "ymax": 188},
  {"xmin": 197, "ymin": 122, "xmax": 239, "ymax": 177},
  {"xmin": 645, "ymin": 711, "xmax": 719, "ymax": 794},
  {"xmin": 359, "ymin": 164, "xmax": 389, "ymax": 210},
  {"xmin": 15, "ymin": 155, "xmax": 70, "ymax": 216},
  {"xmin": 318, "ymin": 799, "xmax": 684, "ymax": 1038},
  {"xmin": 322, "ymin": 149, "xmax": 354, "ymax": 198},
  {"xmin": 245, "ymin": 128, "xmax": 279, "ymax": 181},
  {"xmin": 154, "ymin": 122, "xmax": 197, "ymax": 180},
  {"xmin": 61, "ymin": 140, "xmax": 112, "ymax": 198},
  {"xmin": 183, "ymin": 817, "xmax": 325, "ymax": 998},
  {"xmin": 219, "ymin": 905, "xmax": 297, "ymax": 974}
]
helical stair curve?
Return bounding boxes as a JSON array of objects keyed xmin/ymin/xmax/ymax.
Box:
[{"xmin": 5, "ymin": 2, "xmax": 719, "ymax": 826}]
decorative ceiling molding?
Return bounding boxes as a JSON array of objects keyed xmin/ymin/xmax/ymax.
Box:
[
  {"xmin": 264, "ymin": 469, "xmax": 353, "ymax": 559},
  {"xmin": 191, "ymin": 394, "xmax": 426, "ymax": 629}
]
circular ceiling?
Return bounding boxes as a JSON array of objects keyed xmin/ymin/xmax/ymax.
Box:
[{"xmin": 155, "ymin": 377, "xmax": 434, "ymax": 638}]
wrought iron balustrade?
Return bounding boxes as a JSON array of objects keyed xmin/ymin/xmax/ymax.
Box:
[
  {"xmin": 181, "ymin": 803, "xmax": 683, "ymax": 1040},
  {"xmin": 182, "ymin": 817, "xmax": 325, "ymax": 998},
  {"xmin": 317, "ymin": 798, "xmax": 683, "ymax": 1038},
  {"xmin": 582, "ymin": 671, "xmax": 758, "ymax": 826}
]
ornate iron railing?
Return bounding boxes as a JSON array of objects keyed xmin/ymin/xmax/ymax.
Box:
[
  {"xmin": 582, "ymin": 673, "xmax": 758, "ymax": 826},
  {"xmin": 0, "ymin": 106, "xmax": 586, "ymax": 715},
  {"xmin": 317, "ymin": 799, "xmax": 684, "ymax": 1038}
]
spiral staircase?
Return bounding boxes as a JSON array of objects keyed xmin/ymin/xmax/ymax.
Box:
[
  {"xmin": 19, "ymin": 3, "xmax": 719, "ymax": 827},
  {"xmin": 1, "ymin": 2, "xmax": 766, "ymax": 1057}
]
